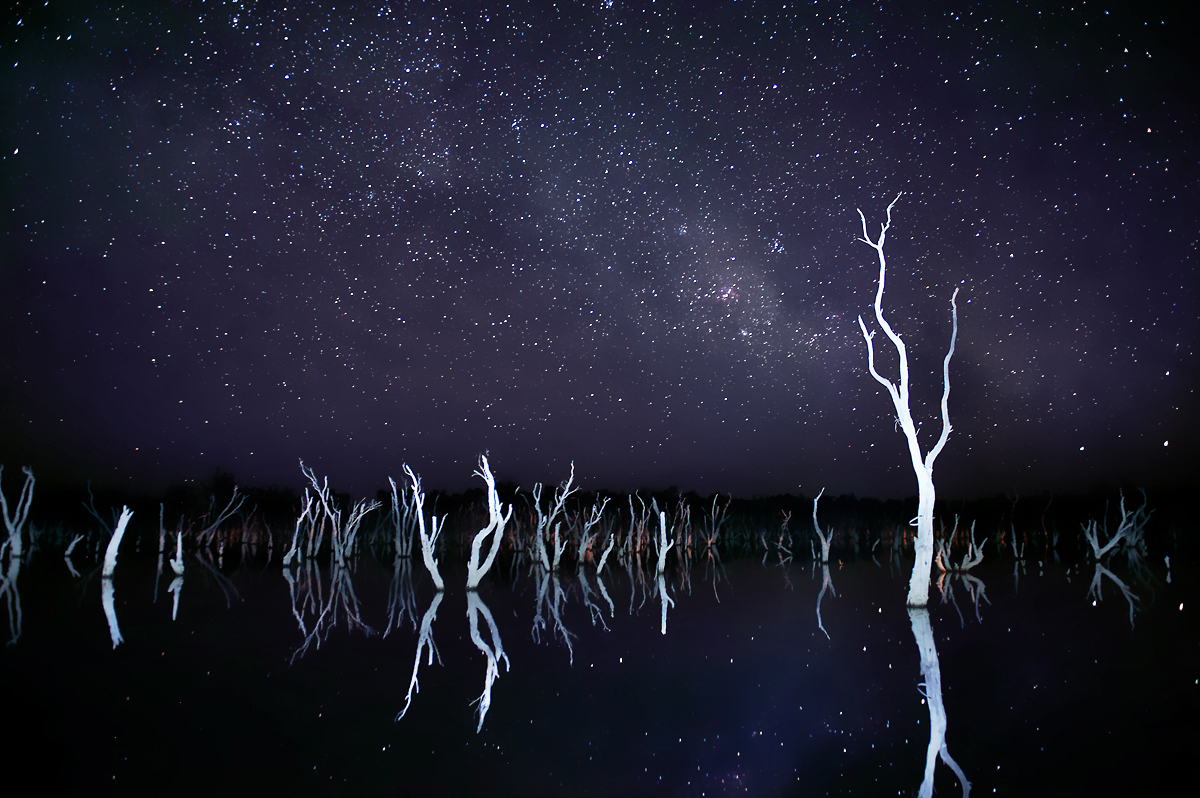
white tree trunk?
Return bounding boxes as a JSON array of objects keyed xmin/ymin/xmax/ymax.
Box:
[
  {"xmin": 102, "ymin": 575, "xmax": 124, "ymax": 648},
  {"xmin": 910, "ymin": 473, "xmax": 937, "ymax": 606},
  {"xmin": 102, "ymin": 507, "xmax": 134, "ymax": 578},
  {"xmin": 467, "ymin": 455, "xmax": 514, "ymax": 589},
  {"xmin": 655, "ymin": 510, "xmax": 674, "ymax": 575},
  {"xmin": 855, "ymin": 194, "xmax": 960, "ymax": 607},
  {"xmin": 404, "ymin": 465, "xmax": 444, "ymax": 590}
]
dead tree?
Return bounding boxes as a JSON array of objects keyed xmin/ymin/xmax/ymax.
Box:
[
  {"xmin": 404, "ymin": 464, "xmax": 446, "ymax": 590},
  {"xmin": 856, "ymin": 193, "xmax": 960, "ymax": 607},
  {"xmin": 811, "ymin": 487, "xmax": 833, "ymax": 563},
  {"xmin": 1082, "ymin": 490, "xmax": 1152, "ymax": 560},
  {"xmin": 530, "ymin": 463, "xmax": 577, "ymax": 571},
  {"xmin": 936, "ymin": 518, "xmax": 984, "ymax": 574},
  {"xmin": 299, "ymin": 462, "xmax": 379, "ymax": 567},
  {"xmin": 466, "ymin": 455, "xmax": 514, "ymax": 589}
]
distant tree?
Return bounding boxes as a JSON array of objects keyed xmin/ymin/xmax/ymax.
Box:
[{"xmin": 855, "ymin": 194, "xmax": 960, "ymax": 607}]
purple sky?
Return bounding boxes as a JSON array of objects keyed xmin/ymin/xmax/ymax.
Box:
[{"xmin": 2, "ymin": 0, "xmax": 1196, "ymax": 499}]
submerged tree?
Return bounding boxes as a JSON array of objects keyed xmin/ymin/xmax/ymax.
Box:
[
  {"xmin": 466, "ymin": 455, "xmax": 514, "ymax": 590},
  {"xmin": 856, "ymin": 194, "xmax": 960, "ymax": 607}
]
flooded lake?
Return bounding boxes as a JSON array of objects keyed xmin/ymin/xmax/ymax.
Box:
[{"xmin": 2, "ymin": 530, "xmax": 1195, "ymax": 797}]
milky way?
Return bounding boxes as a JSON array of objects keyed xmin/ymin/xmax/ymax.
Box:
[{"xmin": 1, "ymin": 0, "xmax": 1195, "ymax": 498}]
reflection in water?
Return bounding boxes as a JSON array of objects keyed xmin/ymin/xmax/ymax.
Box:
[
  {"xmin": 467, "ymin": 591, "xmax": 509, "ymax": 732},
  {"xmin": 1088, "ymin": 562, "xmax": 1139, "ymax": 626},
  {"xmin": 102, "ymin": 577, "xmax": 123, "ymax": 649},
  {"xmin": 194, "ymin": 550, "xmax": 239, "ymax": 609},
  {"xmin": 393, "ymin": 591, "xmax": 510, "ymax": 731},
  {"xmin": 168, "ymin": 575, "xmax": 184, "ymax": 620},
  {"xmin": 396, "ymin": 591, "xmax": 444, "ymax": 722},
  {"xmin": 64, "ymin": 534, "xmax": 84, "ymax": 578},
  {"xmin": 908, "ymin": 608, "xmax": 970, "ymax": 798},
  {"xmin": 657, "ymin": 573, "xmax": 675, "ymax": 635},
  {"xmin": 163, "ymin": 531, "xmax": 186, "ymax": 621},
  {"xmin": 0, "ymin": 554, "xmax": 22, "ymax": 644},
  {"xmin": 384, "ymin": 554, "xmax": 419, "ymax": 638},
  {"xmin": 937, "ymin": 571, "xmax": 990, "ymax": 626},
  {"xmin": 579, "ymin": 569, "xmax": 611, "ymax": 631},
  {"xmin": 815, "ymin": 561, "xmax": 836, "ymax": 639},
  {"xmin": 169, "ymin": 532, "xmax": 185, "ymax": 576},
  {"xmin": 704, "ymin": 542, "xmax": 728, "ymax": 602},
  {"xmin": 2, "ymin": 505, "xmax": 1188, "ymax": 795},
  {"xmin": 530, "ymin": 568, "xmax": 576, "ymax": 662},
  {"xmin": 594, "ymin": 570, "xmax": 616, "ymax": 619},
  {"xmin": 285, "ymin": 561, "xmax": 372, "ymax": 663}
]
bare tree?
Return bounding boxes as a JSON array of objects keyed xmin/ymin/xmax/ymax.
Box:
[
  {"xmin": 1082, "ymin": 490, "xmax": 1152, "ymax": 560},
  {"xmin": 403, "ymin": 464, "xmax": 446, "ymax": 590},
  {"xmin": 529, "ymin": 463, "xmax": 578, "ymax": 571},
  {"xmin": 466, "ymin": 455, "xmax": 514, "ymax": 589},
  {"xmin": 299, "ymin": 462, "xmax": 379, "ymax": 567},
  {"xmin": 654, "ymin": 509, "xmax": 674, "ymax": 576},
  {"xmin": 102, "ymin": 507, "xmax": 135, "ymax": 578},
  {"xmin": 811, "ymin": 487, "xmax": 833, "ymax": 563},
  {"xmin": 856, "ymin": 194, "xmax": 961, "ymax": 607}
]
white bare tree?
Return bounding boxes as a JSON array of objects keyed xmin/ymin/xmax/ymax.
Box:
[
  {"xmin": 654, "ymin": 509, "xmax": 674, "ymax": 576},
  {"xmin": 102, "ymin": 506, "xmax": 135, "ymax": 578},
  {"xmin": 530, "ymin": 463, "xmax": 578, "ymax": 571},
  {"xmin": 811, "ymin": 487, "xmax": 834, "ymax": 563},
  {"xmin": 856, "ymin": 193, "xmax": 961, "ymax": 607},
  {"xmin": 0, "ymin": 465, "xmax": 35, "ymax": 560},
  {"xmin": 466, "ymin": 455, "xmax": 514, "ymax": 589},
  {"xmin": 403, "ymin": 464, "xmax": 446, "ymax": 590}
]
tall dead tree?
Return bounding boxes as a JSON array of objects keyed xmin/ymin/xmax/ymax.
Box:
[{"xmin": 856, "ymin": 193, "xmax": 960, "ymax": 607}]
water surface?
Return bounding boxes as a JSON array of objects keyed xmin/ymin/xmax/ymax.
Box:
[{"xmin": 2, "ymin": 546, "xmax": 1195, "ymax": 796}]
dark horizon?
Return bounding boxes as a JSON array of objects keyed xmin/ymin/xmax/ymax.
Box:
[{"xmin": 2, "ymin": 0, "xmax": 1197, "ymax": 502}]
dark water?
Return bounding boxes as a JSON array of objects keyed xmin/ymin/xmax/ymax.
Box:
[{"xmin": 1, "ymin": 544, "xmax": 1196, "ymax": 796}]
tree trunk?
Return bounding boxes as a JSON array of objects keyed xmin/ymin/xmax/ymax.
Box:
[{"xmin": 908, "ymin": 473, "xmax": 937, "ymax": 607}]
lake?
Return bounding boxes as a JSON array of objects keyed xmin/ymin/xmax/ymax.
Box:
[{"xmin": 1, "ymin": 533, "xmax": 1195, "ymax": 796}]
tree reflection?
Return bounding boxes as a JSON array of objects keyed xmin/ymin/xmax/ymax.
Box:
[
  {"xmin": 530, "ymin": 567, "xmax": 576, "ymax": 662},
  {"xmin": 0, "ymin": 554, "xmax": 22, "ymax": 645},
  {"xmin": 936, "ymin": 571, "xmax": 990, "ymax": 627},
  {"xmin": 467, "ymin": 591, "xmax": 509, "ymax": 732},
  {"xmin": 396, "ymin": 591, "xmax": 443, "ymax": 722},
  {"xmin": 657, "ymin": 573, "xmax": 675, "ymax": 635},
  {"xmin": 908, "ymin": 608, "xmax": 970, "ymax": 797},
  {"xmin": 814, "ymin": 561, "xmax": 836, "ymax": 639},
  {"xmin": 383, "ymin": 553, "xmax": 418, "ymax": 638},
  {"xmin": 1088, "ymin": 562, "xmax": 1139, "ymax": 627},
  {"xmin": 285, "ymin": 560, "xmax": 373, "ymax": 663},
  {"xmin": 101, "ymin": 577, "xmax": 123, "ymax": 649}
]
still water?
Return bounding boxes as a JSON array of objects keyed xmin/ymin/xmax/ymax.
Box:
[{"xmin": 2, "ymin": 543, "xmax": 1195, "ymax": 796}]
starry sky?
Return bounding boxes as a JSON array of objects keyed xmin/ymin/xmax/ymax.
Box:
[{"xmin": 1, "ymin": 0, "xmax": 1196, "ymax": 500}]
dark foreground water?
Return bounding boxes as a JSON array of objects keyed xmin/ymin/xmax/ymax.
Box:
[{"xmin": 1, "ymin": 546, "xmax": 1196, "ymax": 796}]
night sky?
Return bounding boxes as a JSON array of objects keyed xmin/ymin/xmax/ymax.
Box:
[{"xmin": 1, "ymin": 0, "xmax": 1196, "ymax": 500}]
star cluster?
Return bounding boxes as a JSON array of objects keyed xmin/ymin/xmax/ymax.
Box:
[{"xmin": 1, "ymin": 0, "xmax": 1195, "ymax": 497}]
